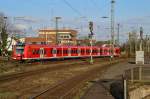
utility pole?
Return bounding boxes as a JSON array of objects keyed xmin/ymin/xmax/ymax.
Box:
[
  {"xmin": 148, "ymin": 36, "xmax": 150, "ymax": 55},
  {"xmin": 135, "ymin": 32, "xmax": 137, "ymax": 53},
  {"xmin": 129, "ymin": 32, "xmax": 132, "ymax": 56},
  {"xmin": 111, "ymin": 0, "xmax": 115, "ymax": 58},
  {"xmin": 146, "ymin": 35, "xmax": 148, "ymax": 54},
  {"xmin": 117, "ymin": 23, "xmax": 120, "ymax": 46},
  {"xmin": 140, "ymin": 27, "xmax": 143, "ymax": 51},
  {"xmin": 55, "ymin": 17, "xmax": 61, "ymax": 45}
]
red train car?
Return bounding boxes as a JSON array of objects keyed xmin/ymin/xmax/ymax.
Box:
[{"xmin": 12, "ymin": 43, "xmax": 120, "ymax": 60}]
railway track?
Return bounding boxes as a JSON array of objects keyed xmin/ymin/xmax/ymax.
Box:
[
  {"xmin": 0, "ymin": 57, "xmax": 108, "ymax": 74},
  {"xmin": 0, "ymin": 57, "xmax": 111, "ymax": 83},
  {"xmin": 0, "ymin": 58, "xmax": 114, "ymax": 83},
  {"xmin": 29, "ymin": 59, "xmax": 125, "ymax": 99},
  {"xmin": 0, "ymin": 61, "xmax": 86, "ymax": 83},
  {"xmin": 0, "ymin": 57, "xmax": 125, "ymax": 99}
]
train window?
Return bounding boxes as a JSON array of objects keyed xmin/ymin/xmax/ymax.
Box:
[
  {"xmin": 35, "ymin": 50, "xmax": 37, "ymax": 54},
  {"xmin": 83, "ymin": 50, "xmax": 85, "ymax": 53},
  {"xmin": 63, "ymin": 50, "xmax": 65, "ymax": 54},
  {"xmin": 87, "ymin": 50, "xmax": 88, "ymax": 53},
  {"xmin": 63, "ymin": 50, "xmax": 68, "ymax": 54},
  {"xmin": 104, "ymin": 49, "xmax": 108, "ymax": 53},
  {"xmin": 86, "ymin": 50, "xmax": 88, "ymax": 53},
  {"xmin": 65, "ymin": 50, "xmax": 66, "ymax": 54},
  {"xmin": 94, "ymin": 50, "xmax": 98, "ymax": 53},
  {"xmin": 66, "ymin": 50, "xmax": 68, "ymax": 54},
  {"xmin": 57, "ymin": 50, "xmax": 62, "ymax": 54},
  {"xmin": 77, "ymin": 49, "xmax": 80, "ymax": 54},
  {"xmin": 16, "ymin": 49, "xmax": 24, "ymax": 54},
  {"xmin": 100, "ymin": 49, "xmax": 103, "ymax": 53},
  {"xmin": 71, "ymin": 49, "xmax": 77, "ymax": 54},
  {"xmin": 95, "ymin": 50, "xmax": 97, "ymax": 53},
  {"xmin": 71, "ymin": 49, "xmax": 74, "ymax": 54},
  {"xmin": 36, "ymin": 50, "xmax": 39, "ymax": 54},
  {"xmin": 88, "ymin": 50, "xmax": 91, "ymax": 53},
  {"xmin": 44, "ymin": 50, "xmax": 46, "ymax": 54},
  {"xmin": 92, "ymin": 49, "xmax": 95, "ymax": 53},
  {"xmin": 81, "ymin": 49, "xmax": 83, "ymax": 53},
  {"xmin": 32, "ymin": 49, "xmax": 36, "ymax": 55},
  {"xmin": 57, "ymin": 50, "xmax": 59, "ymax": 54},
  {"xmin": 52, "ymin": 49, "xmax": 57, "ymax": 54},
  {"xmin": 110, "ymin": 50, "xmax": 113, "ymax": 53},
  {"xmin": 33, "ymin": 49, "xmax": 39, "ymax": 55},
  {"xmin": 75, "ymin": 49, "xmax": 77, "ymax": 54}
]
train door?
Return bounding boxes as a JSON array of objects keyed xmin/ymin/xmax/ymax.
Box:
[
  {"xmin": 40, "ymin": 48, "xmax": 44, "ymax": 59},
  {"xmin": 98, "ymin": 48, "xmax": 101, "ymax": 56},
  {"xmin": 56, "ymin": 48, "xmax": 62, "ymax": 57},
  {"xmin": 80, "ymin": 48, "xmax": 85, "ymax": 56},
  {"xmin": 78, "ymin": 48, "xmax": 81, "ymax": 56},
  {"xmin": 68, "ymin": 48, "xmax": 71, "ymax": 57},
  {"xmin": 63, "ymin": 47, "xmax": 68, "ymax": 57},
  {"xmin": 53, "ymin": 48, "xmax": 57, "ymax": 57}
]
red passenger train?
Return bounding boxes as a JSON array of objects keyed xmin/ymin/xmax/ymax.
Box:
[{"xmin": 12, "ymin": 43, "xmax": 120, "ymax": 60}]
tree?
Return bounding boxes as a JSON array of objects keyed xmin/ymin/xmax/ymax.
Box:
[
  {"xmin": 0, "ymin": 13, "xmax": 8, "ymax": 56},
  {"xmin": 95, "ymin": 40, "xmax": 110, "ymax": 46}
]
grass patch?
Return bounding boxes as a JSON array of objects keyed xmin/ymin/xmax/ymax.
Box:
[{"xmin": 0, "ymin": 92, "xmax": 18, "ymax": 99}]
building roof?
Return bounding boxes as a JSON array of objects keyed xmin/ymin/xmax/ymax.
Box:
[
  {"xmin": 39, "ymin": 29, "xmax": 77, "ymax": 33},
  {"xmin": 39, "ymin": 29, "xmax": 77, "ymax": 36},
  {"xmin": 25, "ymin": 37, "xmax": 46, "ymax": 42}
]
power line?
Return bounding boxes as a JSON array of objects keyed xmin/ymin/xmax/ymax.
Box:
[
  {"xmin": 89, "ymin": 0, "xmax": 100, "ymax": 12},
  {"xmin": 62, "ymin": 0, "xmax": 82, "ymax": 16},
  {"xmin": 89, "ymin": 0, "xmax": 109, "ymax": 17}
]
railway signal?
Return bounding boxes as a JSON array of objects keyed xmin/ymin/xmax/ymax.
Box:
[
  {"xmin": 89, "ymin": 21, "xmax": 94, "ymax": 64},
  {"xmin": 89, "ymin": 21, "xmax": 94, "ymax": 36}
]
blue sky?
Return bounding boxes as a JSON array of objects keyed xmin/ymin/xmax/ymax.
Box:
[{"xmin": 0, "ymin": 0, "xmax": 150, "ymax": 41}]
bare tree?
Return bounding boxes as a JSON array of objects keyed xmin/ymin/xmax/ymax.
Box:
[{"xmin": 0, "ymin": 12, "xmax": 9, "ymax": 56}]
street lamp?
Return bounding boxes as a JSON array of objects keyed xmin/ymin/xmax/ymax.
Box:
[{"xmin": 55, "ymin": 17, "xmax": 61, "ymax": 45}]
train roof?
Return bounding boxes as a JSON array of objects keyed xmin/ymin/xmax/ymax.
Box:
[
  {"xmin": 15, "ymin": 43, "xmax": 120, "ymax": 49},
  {"xmin": 21, "ymin": 44, "xmax": 100, "ymax": 48}
]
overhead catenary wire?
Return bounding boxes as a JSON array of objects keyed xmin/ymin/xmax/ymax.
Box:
[
  {"xmin": 89, "ymin": 0, "xmax": 110, "ymax": 18},
  {"xmin": 62, "ymin": 0, "xmax": 82, "ymax": 16},
  {"xmin": 89, "ymin": 0, "xmax": 101, "ymax": 12}
]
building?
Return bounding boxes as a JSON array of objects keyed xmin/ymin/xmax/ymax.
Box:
[
  {"xmin": 38, "ymin": 29, "xmax": 77, "ymax": 45},
  {"xmin": 6, "ymin": 37, "xmax": 17, "ymax": 51},
  {"xmin": 24, "ymin": 37, "xmax": 46, "ymax": 44}
]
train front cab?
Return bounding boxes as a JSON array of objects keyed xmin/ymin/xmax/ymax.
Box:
[
  {"xmin": 114, "ymin": 47, "xmax": 120, "ymax": 57},
  {"xmin": 12, "ymin": 43, "xmax": 25, "ymax": 60}
]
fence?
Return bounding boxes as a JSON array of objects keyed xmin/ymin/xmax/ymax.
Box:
[{"xmin": 123, "ymin": 66, "xmax": 150, "ymax": 99}]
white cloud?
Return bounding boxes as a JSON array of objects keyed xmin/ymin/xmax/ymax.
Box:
[{"xmin": 14, "ymin": 24, "xmax": 28, "ymax": 30}]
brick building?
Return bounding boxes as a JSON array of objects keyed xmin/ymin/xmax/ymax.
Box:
[
  {"xmin": 23, "ymin": 29, "xmax": 97, "ymax": 46},
  {"xmin": 25, "ymin": 37, "xmax": 46, "ymax": 44},
  {"xmin": 38, "ymin": 29, "xmax": 77, "ymax": 45}
]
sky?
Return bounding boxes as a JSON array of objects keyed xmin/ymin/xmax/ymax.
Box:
[{"xmin": 0, "ymin": 0, "xmax": 150, "ymax": 42}]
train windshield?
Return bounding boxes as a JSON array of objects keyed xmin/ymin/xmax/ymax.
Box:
[{"xmin": 16, "ymin": 43, "xmax": 25, "ymax": 54}]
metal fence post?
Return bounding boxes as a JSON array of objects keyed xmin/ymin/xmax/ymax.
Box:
[{"xmin": 124, "ymin": 78, "xmax": 127, "ymax": 99}]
